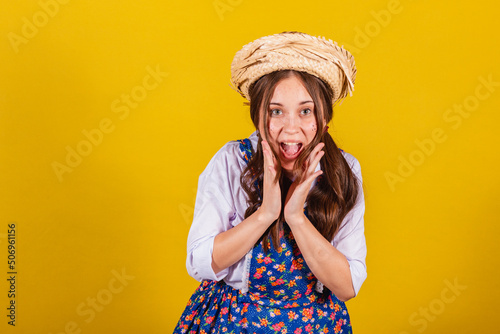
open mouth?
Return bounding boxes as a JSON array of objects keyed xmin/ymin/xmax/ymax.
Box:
[{"xmin": 280, "ymin": 142, "xmax": 303, "ymax": 160}]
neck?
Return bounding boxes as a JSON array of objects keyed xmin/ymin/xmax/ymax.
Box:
[{"xmin": 283, "ymin": 168, "xmax": 295, "ymax": 181}]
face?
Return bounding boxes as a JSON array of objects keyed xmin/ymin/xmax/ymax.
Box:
[{"xmin": 259, "ymin": 74, "xmax": 319, "ymax": 173}]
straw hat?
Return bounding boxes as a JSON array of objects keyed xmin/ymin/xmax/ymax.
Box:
[{"xmin": 230, "ymin": 31, "xmax": 356, "ymax": 104}]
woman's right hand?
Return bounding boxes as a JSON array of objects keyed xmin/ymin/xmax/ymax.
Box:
[
  {"xmin": 258, "ymin": 140, "xmax": 282, "ymax": 223},
  {"xmin": 211, "ymin": 140, "xmax": 282, "ymax": 275}
]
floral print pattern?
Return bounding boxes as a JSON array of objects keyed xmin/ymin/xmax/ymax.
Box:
[{"xmin": 173, "ymin": 138, "xmax": 352, "ymax": 334}]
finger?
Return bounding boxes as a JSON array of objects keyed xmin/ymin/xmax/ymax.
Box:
[
  {"xmin": 301, "ymin": 143, "xmax": 322, "ymax": 174},
  {"xmin": 307, "ymin": 150, "xmax": 324, "ymax": 175},
  {"xmin": 289, "ymin": 169, "xmax": 322, "ymax": 206},
  {"xmin": 311, "ymin": 142, "xmax": 325, "ymax": 156},
  {"xmin": 262, "ymin": 141, "xmax": 272, "ymax": 167},
  {"xmin": 263, "ymin": 140, "xmax": 279, "ymax": 170},
  {"xmin": 262, "ymin": 141, "xmax": 273, "ymax": 159},
  {"xmin": 298, "ymin": 154, "xmax": 322, "ymax": 183},
  {"xmin": 261, "ymin": 142, "xmax": 271, "ymax": 183},
  {"xmin": 303, "ymin": 169, "xmax": 323, "ymax": 188},
  {"xmin": 308, "ymin": 142, "xmax": 325, "ymax": 160},
  {"xmin": 308, "ymin": 142, "xmax": 325, "ymax": 164},
  {"xmin": 262, "ymin": 141, "xmax": 278, "ymax": 183},
  {"xmin": 261, "ymin": 141, "xmax": 267, "ymax": 164}
]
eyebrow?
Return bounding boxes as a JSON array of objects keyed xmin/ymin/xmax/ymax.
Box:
[{"xmin": 269, "ymin": 100, "xmax": 314, "ymax": 106}]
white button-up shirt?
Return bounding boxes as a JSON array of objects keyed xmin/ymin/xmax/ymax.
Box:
[{"xmin": 186, "ymin": 131, "xmax": 367, "ymax": 296}]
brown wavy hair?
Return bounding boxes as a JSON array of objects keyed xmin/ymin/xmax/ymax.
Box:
[{"xmin": 240, "ymin": 69, "xmax": 360, "ymax": 253}]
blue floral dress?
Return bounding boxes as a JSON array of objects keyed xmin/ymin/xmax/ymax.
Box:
[{"xmin": 173, "ymin": 138, "xmax": 352, "ymax": 334}]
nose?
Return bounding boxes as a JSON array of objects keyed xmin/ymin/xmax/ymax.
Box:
[{"xmin": 283, "ymin": 114, "xmax": 299, "ymax": 134}]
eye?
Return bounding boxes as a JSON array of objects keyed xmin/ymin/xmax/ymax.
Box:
[
  {"xmin": 301, "ymin": 108, "xmax": 312, "ymax": 115},
  {"xmin": 270, "ymin": 109, "xmax": 282, "ymax": 116}
]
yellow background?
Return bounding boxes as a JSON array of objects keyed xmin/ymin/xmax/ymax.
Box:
[{"xmin": 1, "ymin": 0, "xmax": 499, "ymax": 333}]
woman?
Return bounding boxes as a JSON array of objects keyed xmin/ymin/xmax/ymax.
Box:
[{"xmin": 174, "ymin": 31, "xmax": 366, "ymax": 334}]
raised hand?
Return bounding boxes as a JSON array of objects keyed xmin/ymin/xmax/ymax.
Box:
[
  {"xmin": 284, "ymin": 142, "xmax": 325, "ymax": 224},
  {"xmin": 259, "ymin": 140, "xmax": 282, "ymax": 223}
]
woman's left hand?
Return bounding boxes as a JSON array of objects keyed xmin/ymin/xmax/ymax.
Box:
[{"xmin": 284, "ymin": 142, "xmax": 325, "ymax": 224}]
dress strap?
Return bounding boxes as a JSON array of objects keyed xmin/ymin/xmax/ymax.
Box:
[
  {"xmin": 237, "ymin": 138, "xmax": 261, "ymax": 201},
  {"xmin": 237, "ymin": 138, "xmax": 254, "ymax": 163},
  {"xmin": 236, "ymin": 138, "xmax": 258, "ymax": 295}
]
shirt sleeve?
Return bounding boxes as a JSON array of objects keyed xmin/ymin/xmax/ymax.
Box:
[
  {"xmin": 332, "ymin": 155, "xmax": 367, "ymax": 296},
  {"xmin": 185, "ymin": 143, "xmax": 239, "ymax": 282}
]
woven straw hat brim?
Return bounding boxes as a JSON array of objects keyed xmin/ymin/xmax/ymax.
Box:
[{"xmin": 230, "ymin": 32, "xmax": 356, "ymax": 104}]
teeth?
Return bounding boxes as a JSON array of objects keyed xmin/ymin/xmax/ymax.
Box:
[{"xmin": 283, "ymin": 142, "xmax": 299, "ymax": 145}]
